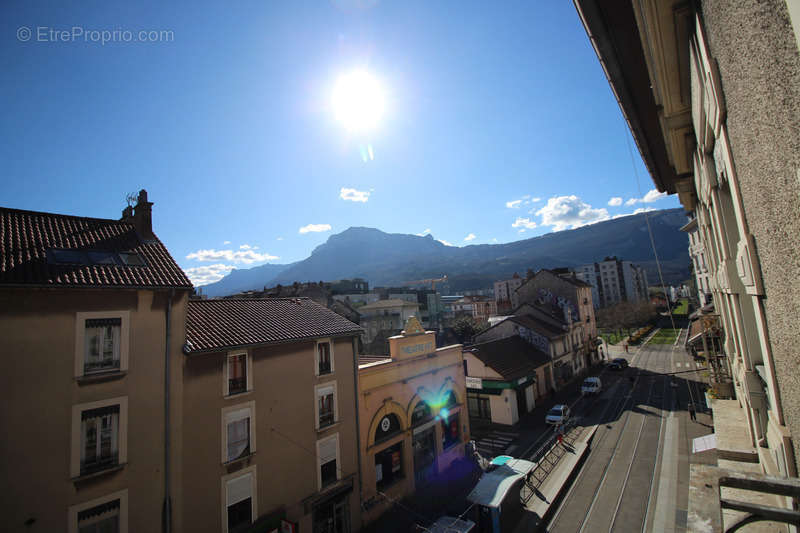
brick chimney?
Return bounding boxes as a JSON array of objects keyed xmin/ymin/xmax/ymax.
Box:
[{"xmin": 133, "ymin": 189, "xmax": 155, "ymax": 239}]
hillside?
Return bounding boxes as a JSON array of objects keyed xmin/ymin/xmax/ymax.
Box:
[{"xmin": 200, "ymin": 208, "xmax": 689, "ymax": 295}]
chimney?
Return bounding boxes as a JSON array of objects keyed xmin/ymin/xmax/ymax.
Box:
[
  {"xmin": 121, "ymin": 205, "xmax": 134, "ymax": 221},
  {"xmin": 133, "ymin": 189, "xmax": 155, "ymax": 239}
]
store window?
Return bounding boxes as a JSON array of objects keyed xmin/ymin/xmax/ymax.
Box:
[
  {"xmin": 411, "ymin": 402, "xmax": 432, "ymax": 427},
  {"xmin": 375, "ymin": 442, "xmax": 403, "ymax": 490},
  {"xmin": 441, "ymin": 413, "xmax": 460, "ymax": 450}
]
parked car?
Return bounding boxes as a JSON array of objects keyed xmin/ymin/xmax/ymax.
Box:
[
  {"xmin": 609, "ymin": 358, "xmax": 629, "ymax": 370},
  {"xmin": 545, "ymin": 404, "xmax": 571, "ymax": 425},
  {"xmin": 581, "ymin": 376, "xmax": 602, "ymax": 395}
]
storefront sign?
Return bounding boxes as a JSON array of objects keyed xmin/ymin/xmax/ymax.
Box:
[
  {"xmin": 401, "ymin": 341, "xmax": 434, "ymax": 356},
  {"xmin": 466, "ymin": 377, "xmax": 483, "ymax": 390}
]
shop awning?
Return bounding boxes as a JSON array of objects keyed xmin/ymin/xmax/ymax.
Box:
[{"xmin": 467, "ymin": 458, "xmax": 535, "ymax": 508}]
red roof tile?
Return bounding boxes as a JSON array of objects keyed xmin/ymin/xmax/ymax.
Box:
[
  {"xmin": 0, "ymin": 207, "xmax": 192, "ymax": 289},
  {"xmin": 185, "ymin": 298, "xmax": 363, "ymax": 353}
]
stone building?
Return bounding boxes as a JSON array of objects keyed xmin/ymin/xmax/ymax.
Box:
[{"xmin": 575, "ymin": 0, "xmax": 800, "ymax": 525}]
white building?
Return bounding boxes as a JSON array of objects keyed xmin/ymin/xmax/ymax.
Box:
[
  {"xmin": 574, "ymin": 258, "xmax": 649, "ymax": 308},
  {"xmin": 681, "ymin": 214, "xmax": 712, "ymax": 306}
]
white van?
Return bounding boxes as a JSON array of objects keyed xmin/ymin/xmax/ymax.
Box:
[{"xmin": 581, "ymin": 377, "xmax": 602, "ymax": 395}]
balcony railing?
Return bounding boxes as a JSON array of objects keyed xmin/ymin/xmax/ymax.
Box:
[
  {"xmin": 319, "ymin": 410, "xmax": 335, "ymax": 428},
  {"xmin": 81, "ymin": 452, "xmax": 119, "ymax": 476},
  {"xmin": 229, "ymin": 377, "xmax": 247, "ymax": 395}
]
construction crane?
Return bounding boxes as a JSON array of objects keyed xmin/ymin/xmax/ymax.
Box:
[{"xmin": 400, "ymin": 275, "xmax": 448, "ymax": 290}]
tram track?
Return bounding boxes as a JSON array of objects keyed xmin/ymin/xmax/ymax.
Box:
[{"xmin": 546, "ymin": 342, "xmax": 673, "ymax": 532}]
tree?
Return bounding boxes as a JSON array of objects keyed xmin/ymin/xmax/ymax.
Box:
[{"xmin": 453, "ymin": 316, "xmax": 480, "ymax": 343}]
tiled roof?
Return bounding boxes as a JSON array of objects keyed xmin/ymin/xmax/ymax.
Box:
[
  {"xmin": 509, "ymin": 315, "xmax": 566, "ymax": 338},
  {"xmin": 0, "ymin": 207, "xmax": 192, "ymax": 289},
  {"xmin": 358, "ymin": 299, "xmax": 419, "ymax": 310},
  {"xmin": 185, "ymin": 297, "xmax": 363, "ymax": 353},
  {"xmin": 467, "ymin": 336, "xmax": 551, "ymax": 381}
]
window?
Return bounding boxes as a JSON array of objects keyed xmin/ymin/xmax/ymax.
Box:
[
  {"xmin": 223, "ymin": 467, "xmax": 257, "ymax": 533},
  {"xmin": 316, "ymin": 382, "xmax": 337, "ymax": 429},
  {"xmin": 222, "ymin": 402, "xmax": 255, "ymax": 463},
  {"xmin": 68, "ymin": 490, "xmax": 128, "ymax": 533},
  {"xmin": 225, "ymin": 352, "xmax": 251, "ymax": 397},
  {"xmin": 411, "ymin": 401, "xmax": 432, "ymax": 427},
  {"xmin": 317, "ymin": 434, "xmax": 340, "ymax": 489},
  {"xmin": 84, "ymin": 318, "xmax": 121, "ymax": 374},
  {"xmin": 71, "ymin": 398, "xmax": 128, "ymax": 479},
  {"xmin": 375, "ymin": 441, "xmax": 403, "ymax": 490},
  {"xmin": 441, "ymin": 413, "xmax": 461, "ymax": 450},
  {"xmin": 75, "ymin": 312, "xmax": 129, "ymax": 379},
  {"xmin": 316, "ymin": 340, "xmax": 334, "ymax": 376}
]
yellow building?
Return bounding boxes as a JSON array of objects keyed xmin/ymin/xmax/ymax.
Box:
[{"xmin": 357, "ymin": 317, "xmax": 469, "ymax": 524}]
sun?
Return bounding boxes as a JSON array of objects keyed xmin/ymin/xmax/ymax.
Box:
[{"xmin": 332, "ymin": 70, "xmax": 385, "ymax": 132}]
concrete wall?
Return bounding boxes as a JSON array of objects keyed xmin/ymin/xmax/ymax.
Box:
[
  {"xmin": 699, "ymin": 0, "xmax": 800, "ymax": 473},
  {"xmin": 0, "ymin": 287, "xmax": 188, "ymax": 533},
  {"xmin": 181, "ymin": 336, "xmax": 361, "ymax": 532}
]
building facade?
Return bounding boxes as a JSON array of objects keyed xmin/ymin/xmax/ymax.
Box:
[
  {"xmin": 493, "ymin": 274, "xmax": 523, "ymax": 314},
  {"xmin": 358, "ymin": 299, "xmax": 420, "ymax": 345},
  {"xmin": 357, "ymin": 318, "xmax": 468, "ymax": 524},
  {"xmin": 0, "ymin": 191, "xmax": 193, "ymax": 533},
  {"xmin": 182, "ymin": 298, "xmax": 363, "ymax": 533},
  {"xmin": 574, "ymin": 258, "xmax": 649, "ymax": 308},
  {"xmin": 681, "ymin": 214, "xmax": 713, "ymax": 307},
  {"xmin": 574, "ymin": 0, "xmax": 800, "ymax": 522}
]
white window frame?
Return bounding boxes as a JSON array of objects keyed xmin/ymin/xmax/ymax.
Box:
[
  {"xmin": 68, "ymin": 489, "xmax": 128, "ymax": 533},
  {"xmin": 71, "ymin": 397, "xmax": 128, "ymax": 479},
  {"xmin": 74, "ymin": 311, "xmax": 130, "ymax": 378},
  {"xmin": 221, "ymin": 465, "xmax": 257, "ymax": 533},
  {"xmin": 221, "ymin": 400, "xmax": 256, "ymax": 464},
  {"xmin": 316, "ymin": 433, "xmax": 341, "ymax": 490},
  {"xmin": 315, "ymin": 381, "xmax": 338, "ymax": 430},
  {"xmin": 315, "ymin": 338, "xmax": 335, "ymax": 376},
  {"xmin": 223, "ymin": 350, "xmax": 253, "ymax": 398}
]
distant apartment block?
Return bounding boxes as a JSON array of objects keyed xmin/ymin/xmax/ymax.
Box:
[
  {"xmin": 493, "ymin": 273, "xmax": 523, "ymax": 314},
  {"xmin": 358, "ymin": 299, "xmax": 420, "ymax": 344},
  {"xmin": 574, "ymin": 258, "xmax": 649, "ymax": 308}
]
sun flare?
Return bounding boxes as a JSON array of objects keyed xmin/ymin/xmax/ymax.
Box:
[{"xmin": 332, "ymin": 70, "xmax": 385, "ymax": 132}]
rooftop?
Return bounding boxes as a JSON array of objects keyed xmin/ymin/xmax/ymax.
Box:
[
  {"xmin": 358, "ymin": 298, "xmax": 420, "ymax": 311},
  {"xmin": 185, "ymin": 297, "xmax": 362, "ymax": 354},
  {"xmin": 0, "ymin": 203, "xmax": 191, "ymax": 289},
  {"xmin": 467, "ymin": 336, "xmax": 551, "ymax": 381}
]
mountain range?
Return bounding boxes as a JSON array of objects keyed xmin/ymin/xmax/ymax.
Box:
[{"xmin": 199, "ymin": 208, "xmax": 690, "ymax": 297}]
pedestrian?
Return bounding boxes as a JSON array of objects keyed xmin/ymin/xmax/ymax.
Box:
[
  {"xmin": 624, "ymin": 343, "xmax": 629, "ymax": 353},
  {"xmin": 689, "ymin": 403, "xmax": 697, "ymax": 421},
  {"xmin": 557, "ymin": 432, "xmax": 563, "ymax": 446}
]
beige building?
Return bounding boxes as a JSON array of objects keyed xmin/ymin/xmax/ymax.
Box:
[
  {"xmin": 463, "ymin": 336, "xmax": 552, "ymax": 426},
  {"xmin": 358, "ymin": 299, "xmax": 420, "ymax": 345},
  {"xmin": 575, "ymin": 0, "xmax": 800, "ymax": 525},
  {"xmin": 681, "ymin": 214, "xmax": 713, "ymax": 307},
  {"xmin": 0, "ymin": 190, "xmax": 193, "ymax": 533},
  {"xmin": 181, "ymin": 297, "xmax": 363, "ymax": 533},
  {"xmin": 515, "ymin": 269, "xmax": 599, "ymax": 368},
  {"xmin": 493, "ymin": 274, "xmax": 523, "ymax": 314},
  {"xmin": 357, "ymin": 318, "xmax": 468, "ymax": 524}
]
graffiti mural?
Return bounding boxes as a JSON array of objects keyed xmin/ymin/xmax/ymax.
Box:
[{"xmin": 536, "ymin": 288, "xmax": 578, "ymax": 322}]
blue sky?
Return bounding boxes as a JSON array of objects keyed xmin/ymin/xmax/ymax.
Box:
[{"xmin": 1, "ymin": 1, "xmax": 680, "ymax": 285}]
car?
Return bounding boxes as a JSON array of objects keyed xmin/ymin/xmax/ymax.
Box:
[
  {"xmin": 581, "ymin": 376, "xmax": 602, "ymax": 395},
  {"xmin": 608, "ymin": 358, "xmax": 629, "ymax": 370},
  {"xmin": 545, "ymin": 404, "xmax": 571, "ymax": 425}
]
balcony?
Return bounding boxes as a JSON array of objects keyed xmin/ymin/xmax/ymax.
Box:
[{"xmin": 229, "ymin": 377, "xmax": 247, "ymax": 395}]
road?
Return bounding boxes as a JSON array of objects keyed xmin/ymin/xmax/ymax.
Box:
[{"xmin": 543, "ymin": 328, "xmax": 710, "ymax": 532}]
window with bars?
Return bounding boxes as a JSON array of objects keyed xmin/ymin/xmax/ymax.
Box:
[
  {"xmin": 84, "ymin": 318, "xmax": 121, "ymax": 374},
  {"xmin": 80, "ymin": 405, "xmax": 120, "ymax": 475},
  {"xmin": 227, "ymin": 353, "xmax": 248, "ymax": 396},
  {"xmin": 317, "ymin": 385, "xmax": 336, "ymax": 429}
]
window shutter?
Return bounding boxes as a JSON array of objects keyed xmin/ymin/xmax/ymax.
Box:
[
  {"xmin": 226, "ymin": 407, "xmax": 251, "ymax": 424},
  {"xmin": 318, "ymin": 436, "xmax": 337, "ymax": 464},
  {"xmin": 227, "ymin": 473, "xmax": 252, "ymax": 506},
  {"xmin": 317, "ymin": 384, "xmax": 334, "ymax": 398}
]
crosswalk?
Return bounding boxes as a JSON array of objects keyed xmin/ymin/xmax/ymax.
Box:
[
  {"xmin": 474, "ymin": 429, "xmax": 519, "ymax": 458},
  {"xmin": 674, "ymin": 361, "xmax": 705, "ymax": 369}
]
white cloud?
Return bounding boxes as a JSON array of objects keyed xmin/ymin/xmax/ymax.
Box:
[
  {"xmin": 464, "ymin": 233, "xmax": 476, "ymax": 242},
  {"xmin": 186, "ymin": 248, "xmax": 279, "ymax": 264},
  {"xmin": 276, "ymin": 237, "xmax": 283, "ymax": 241},
  {"xmin": 633, "ymin": 206, "xmax": 656, "ymax": 214},
  {"xmin": 239, "ymin": 244, "xmax": 252, "ymax": 250},
  {"xmin": 512, "ymin": 217, "xmax": 537, "ymax": 230},
  {"xmin": 339, "ymin": 187, "xmax": 370, "ymax": 202},
  {"xmin": 223, "ymin": 240, "xmax": 231, "ymax": 245},
  {"xmin": 299, "ymin": 223, "xmax": 332, "ymax": 234},
  {"xmin": 438, "ymin": 239, "xmax": 454, "ymax": 246},
  {"xmin": 518, "ymin": 229, "xmax": 526, "ymax": 233},
  {"xmin": 416, "ymin": 228, "xmax": 432, "ymax": 237},
  {"xmin": 507, "ymin": 195, "xmax": 541, "ymax": 209},
  {"xmin": 535, "ymin": 195, "xmax": 609, "ymax": 231},
  {"xmin": 506, "ymin": 199, "xmax": 522, "ymax": 209},
  {"xmin": 532, "ymin": 197, "xmax": 541, "ymax": 202},
  {"xmin": 608, "ymin": 197, "xmax": 623, "ymax": 206},
  {"xmin": 491, "ymin": 238, "xmax": 498, "ymax": 243},
  {"xmin": 625, "ymin": 188, "xmax": 668, "ymax": 206},
  {"xmin": 183, "ymin": 263, "xmax": 236, "ymax": 286}
]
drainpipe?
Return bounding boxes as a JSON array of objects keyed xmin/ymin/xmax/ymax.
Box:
[
  {"xmin": 164, "ymin": 289, "xmax": 174, "ymax": 533},
  {"xmin": 351, "ymin": 335, "xmax": 363, "ymax": 527}
]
